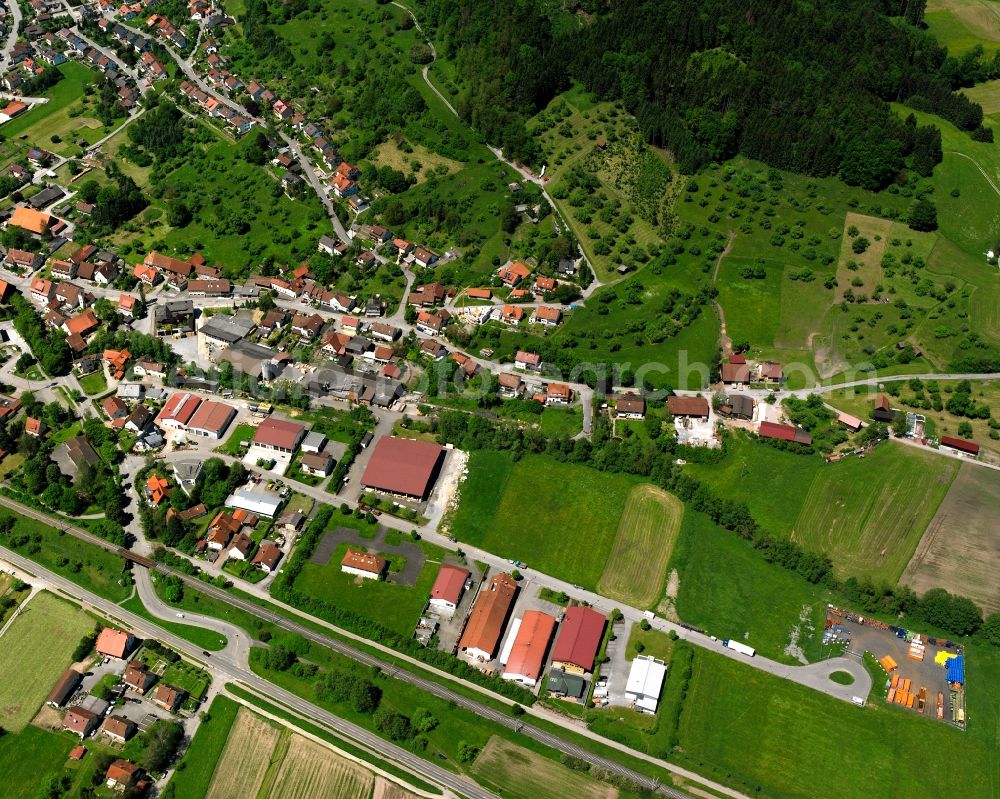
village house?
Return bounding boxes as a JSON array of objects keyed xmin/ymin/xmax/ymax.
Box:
[
  {"xmin": 531, "ymin": 305, "xmax": 562, "ymax": 326},
  {"xmin": 514, "ymin": 351, "xmax": 541, "ymax": 371},
  {"xmin": 497, "ymin": 261, "xmax": 531, "ymax": 287},
  {"xmin": 341, "ymin": 549, "xmax": 387, "ymax": 581},
  {"xmin": 617, "ymin": 395, "xmax": 646, "ymax": 419}
]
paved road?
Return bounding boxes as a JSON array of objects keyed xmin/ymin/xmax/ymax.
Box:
[
  {"xmin": 0, "ymin": 0, "xmax": 22, "ymax": 73},
  {"xmin": 0, "ymin": 543, "xmax": 500, "ymax": 799},
  {"xmin": 280, "ymin": 131, "xmax": 350, "ymax": 243},
  {"xmin": 0, "ymin": 491, "xmax": 731, "ymax": 799}
]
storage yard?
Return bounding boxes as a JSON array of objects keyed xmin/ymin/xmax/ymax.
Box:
[{"xmin": 825, "ymin": 607, "xmax": 966, "ymax": 727}]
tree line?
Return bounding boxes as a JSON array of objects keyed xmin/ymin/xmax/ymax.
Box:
[
  {"xmin": 432, "ymin": 407, "xmax": 1000, "ymax": 646},
  {"xmin": 421, "ymin": 0, "xmax": 983, "ymax": 188}
]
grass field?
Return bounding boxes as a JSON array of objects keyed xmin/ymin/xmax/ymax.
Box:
[
  {"xmin": 471, "ymin": 736, "xmax": 615, "ymax": 799},
  {"xmin": 77, "ymin": 369, "xmax": 108, "ymax": 396},
  {"xmin": 686, "ymin": 433, "xmax": 821, "ymax": 533},
  {"xmin": 597, "ymin": 484, "xmax": 683, "ymax": 608},
  {"xmin": 0, "ymin": 592, "xmax": 94, "ymax": 731},
  {"xmin": 451, "ymin": 452, "xmax": 639, "ymax": 588},
  {"xmin": 370, "ymin": 139, "xmax": 462, "ymax": 185},
  {"xmin": 834, "ymin": 213, "xmax": 893, "ymax": 301},
  {"xmin": 292, "ymin": 537, "xmax": 445, "ymax": 635},
  {"xmin": 792, "ymin": 442, "xmax": 958, "ymax": 582},
  {"xmin": 670, "ymin": 513, "xmax": 830, "ymax": 662},
  {"xmin": 0, "ymin": 725, "xmax": 76, "ymax": 798},
  {"xmin": 902, "ymin": 464, "xmax": 1000, "ymax": 613},
  {"xmin": 665, "ymin": 644, "xmax": 999, "ymax": 799},
  {"xmin": 167, "ymin": 695, "xmax": 241, "ymax": 797},
  {"xmin": 0, "ymin": 63, "xmax": 99, "ymax": 146},
  {"xmin": 206, "ymin": 708, "xmax": 282, "ymax": 799},
  {"xmin": 925, "ymin": 0, "xmax": 1000, "ymax": 55},
  {"xmin": 216, "ymin": 422, "xmax": 257, "ymax": 455},
  {"xmin": 261, "ymin": 734, "xmax": 373, "ymax": 799}
]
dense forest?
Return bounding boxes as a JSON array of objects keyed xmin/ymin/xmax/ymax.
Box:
[{"xmin": 420, "ymin": 0, "xmax": 983, "ymax": 187}]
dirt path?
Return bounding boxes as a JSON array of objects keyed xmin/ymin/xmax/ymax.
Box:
[{"xmin": 712, "ymin": 231, "xmax": 736, "ymax": 356}]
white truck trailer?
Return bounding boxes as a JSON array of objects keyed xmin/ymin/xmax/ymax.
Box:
[{"xmin": 722, "ymin": 639, "xmax": 756, "ymax": 657}]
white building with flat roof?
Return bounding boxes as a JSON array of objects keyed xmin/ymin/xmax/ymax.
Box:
[
  {"xmin": 625, "ymin": 655, "xmax": 666, "ymax": 713},
  {"xmin": 225, "ymin": 485, "xmax": 283, "ymax": 517}
]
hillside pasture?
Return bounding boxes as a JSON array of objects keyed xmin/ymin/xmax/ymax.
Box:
[
  {"xmin": 370, "ymin": 139, "xmax": 462, "ymax": 184},
  {"xmin": 835, "ymin": 213, "xmax": 893, "ymax": 300},
  {"xmin": 206, "ymin": 709, "xmax": 281, "ymax": 799},
  {"xmin": 792, "ymin": 442, "xmax": 958, "ymax": 582},
  {"xmin": 471, "ymin": 736, "xmax": 616, "ymax": 799},
  {"xmin": 0, "ymin": 592, "xmax": 93, "ymax": 732},
  {"xmin": 261, "ymin": 734, "xmax": 373, "ymax": 799},
  {"xmin": 452, "ymin": 453, "xmax": 638, "ymax": 588},
  {"xmin": 902, "ymin": 464, "xmax": 1000, "ymax": 614},
  {"xmin": 597, "ymin": 484, "xmax": 683, "ymax": 608}
]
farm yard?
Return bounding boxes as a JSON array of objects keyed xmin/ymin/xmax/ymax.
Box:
[
  {"xmin": 662, "ymin": 644, "xmax": 999, "ymax": 799},
  {"xmin": 597, "ymin": 484, "xmax": 683, "ymax": 609},
  {"xmin": 451, "ymin": 452, "xmax": 640, "ymax": 588},
  {"xmin": 471, "ymin": 736, "xmax": 616, "ymax": 799},
  {"xmin": 0, "ymin": 592, "xmax": 94, "ymax": 732},
  {"xmin": 902, "ymin": 464, "xmax": 1000, "ymax": 615},
  {"xmin": 791, "ymin": 442, "xmax": 958, "ymax": 583},
  {"xmin": 175, "ymin": 701, "xmax": 410, "ymax": 799}
]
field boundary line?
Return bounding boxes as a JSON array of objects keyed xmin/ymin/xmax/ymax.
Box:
[{"xmin": 225, "ymin": 688, "xmax": 443, "ymax": 799}]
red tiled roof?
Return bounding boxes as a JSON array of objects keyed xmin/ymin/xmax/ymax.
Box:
[
  {"xmin": 253, "ymin": 418, "xmax": 305, "ymax": 449},
  {"xmin": 360, "ymin": 437, "xmax": 445, "ymax": 499},
  {"xmin": 550, "ymin": 606, "xmax": 605, "ymax": 672},
  {"xmin": 667, "ymin": 396, "xmax": 708, "ymax": 417},
  {"xmin": 341, "ymin": 549, "xmax": 387, "ymax": 575},
  {"xmin": 459, "ymin": 573, "xmax": 518, "ymax": 657},
  {"xmin": 430, "ymin": 564, "xmax": 469, "ymax": 605},
  {"xmin": 504, "ymin": 610, "xmax": 557, "ymax": 681},
  {"xmin": 940, "ymin": 435, "xmax": 979, "ymax": 455}
]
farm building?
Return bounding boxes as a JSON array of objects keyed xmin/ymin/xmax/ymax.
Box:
[
  {"xmin": 721, "ymin": 362, "xmax": 751, "ymax": 384},
  {"xmin": 625, "ymin": 655, "xmax": 667, "ymax": 713},
  {"xmin": 940, "ymin": 436, "xmax": 979, "ymax": 456},
  {"xmin": 47, "ymin": 668, "xmax": 82, "ymax": 707},
  {"xmin": 667, "ymin": 395, "xmax": 709, "ymax": 418},
  {"xmin": 428, "ymin": 564, "xmax": 470, "ymax": 618},
  {"xmin": 64, "ymin": 707, "xmax": 100, "ymax": 738},
  {"xmin": 252, "ymin": 418, "xmax": 306, "ymax": 453},
  {"xmin": 95, "ymin": 628, "xmax": 135, "ymax": 659},
  {"xmin": 341, "ymin": 549, "xmax": 387, "ymax": 581},
  {"xmin": 758, "ymin": 421, "xmax": 812, "ymax": 446},
  {"xmin": 360, "ymin": 436, "xmax": 446, "ymax": 500},
  {"xmin": 186, "ymin": 399, "xmax": 236, "ymax": 439},
  {"xmin": 501, "ymin": 610, "xmax": 557, "ymax": 686},
  {"xmin": 550, "ymin": 606, "xmax": 606, "ymax": 674},
  {"xmin": 459, "ymin": 573, "xmax": 519, "ymax": 662},
  {"xmin": 838, "ymin": 412, "xmax": 864, "ymax": 432},
  {"xmin": 721, "ymin": 394, "xmax": 754, "ymax": 419},
  {"xmin": 225, "ymin": 486, "xmax": 283, "ymax": 517},
  {"xmin": 872, "ymin": 395, "xmax": 895, "ymax": 422},
  {"xmin": 156, "ymin": 392, "xmax": 202, "ymax": 431}
]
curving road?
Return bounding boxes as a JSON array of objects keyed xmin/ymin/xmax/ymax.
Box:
[
  {"xmin": 0, "ymin": 543, "xmax": 500, "ymax": 799},
  {"xmin": 0, "ymin": 0, "xmax": 22, "ymax": 74},
  {"xmin": 0, "ymin": 491, "xmax": 736, "ymax": 799}
]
